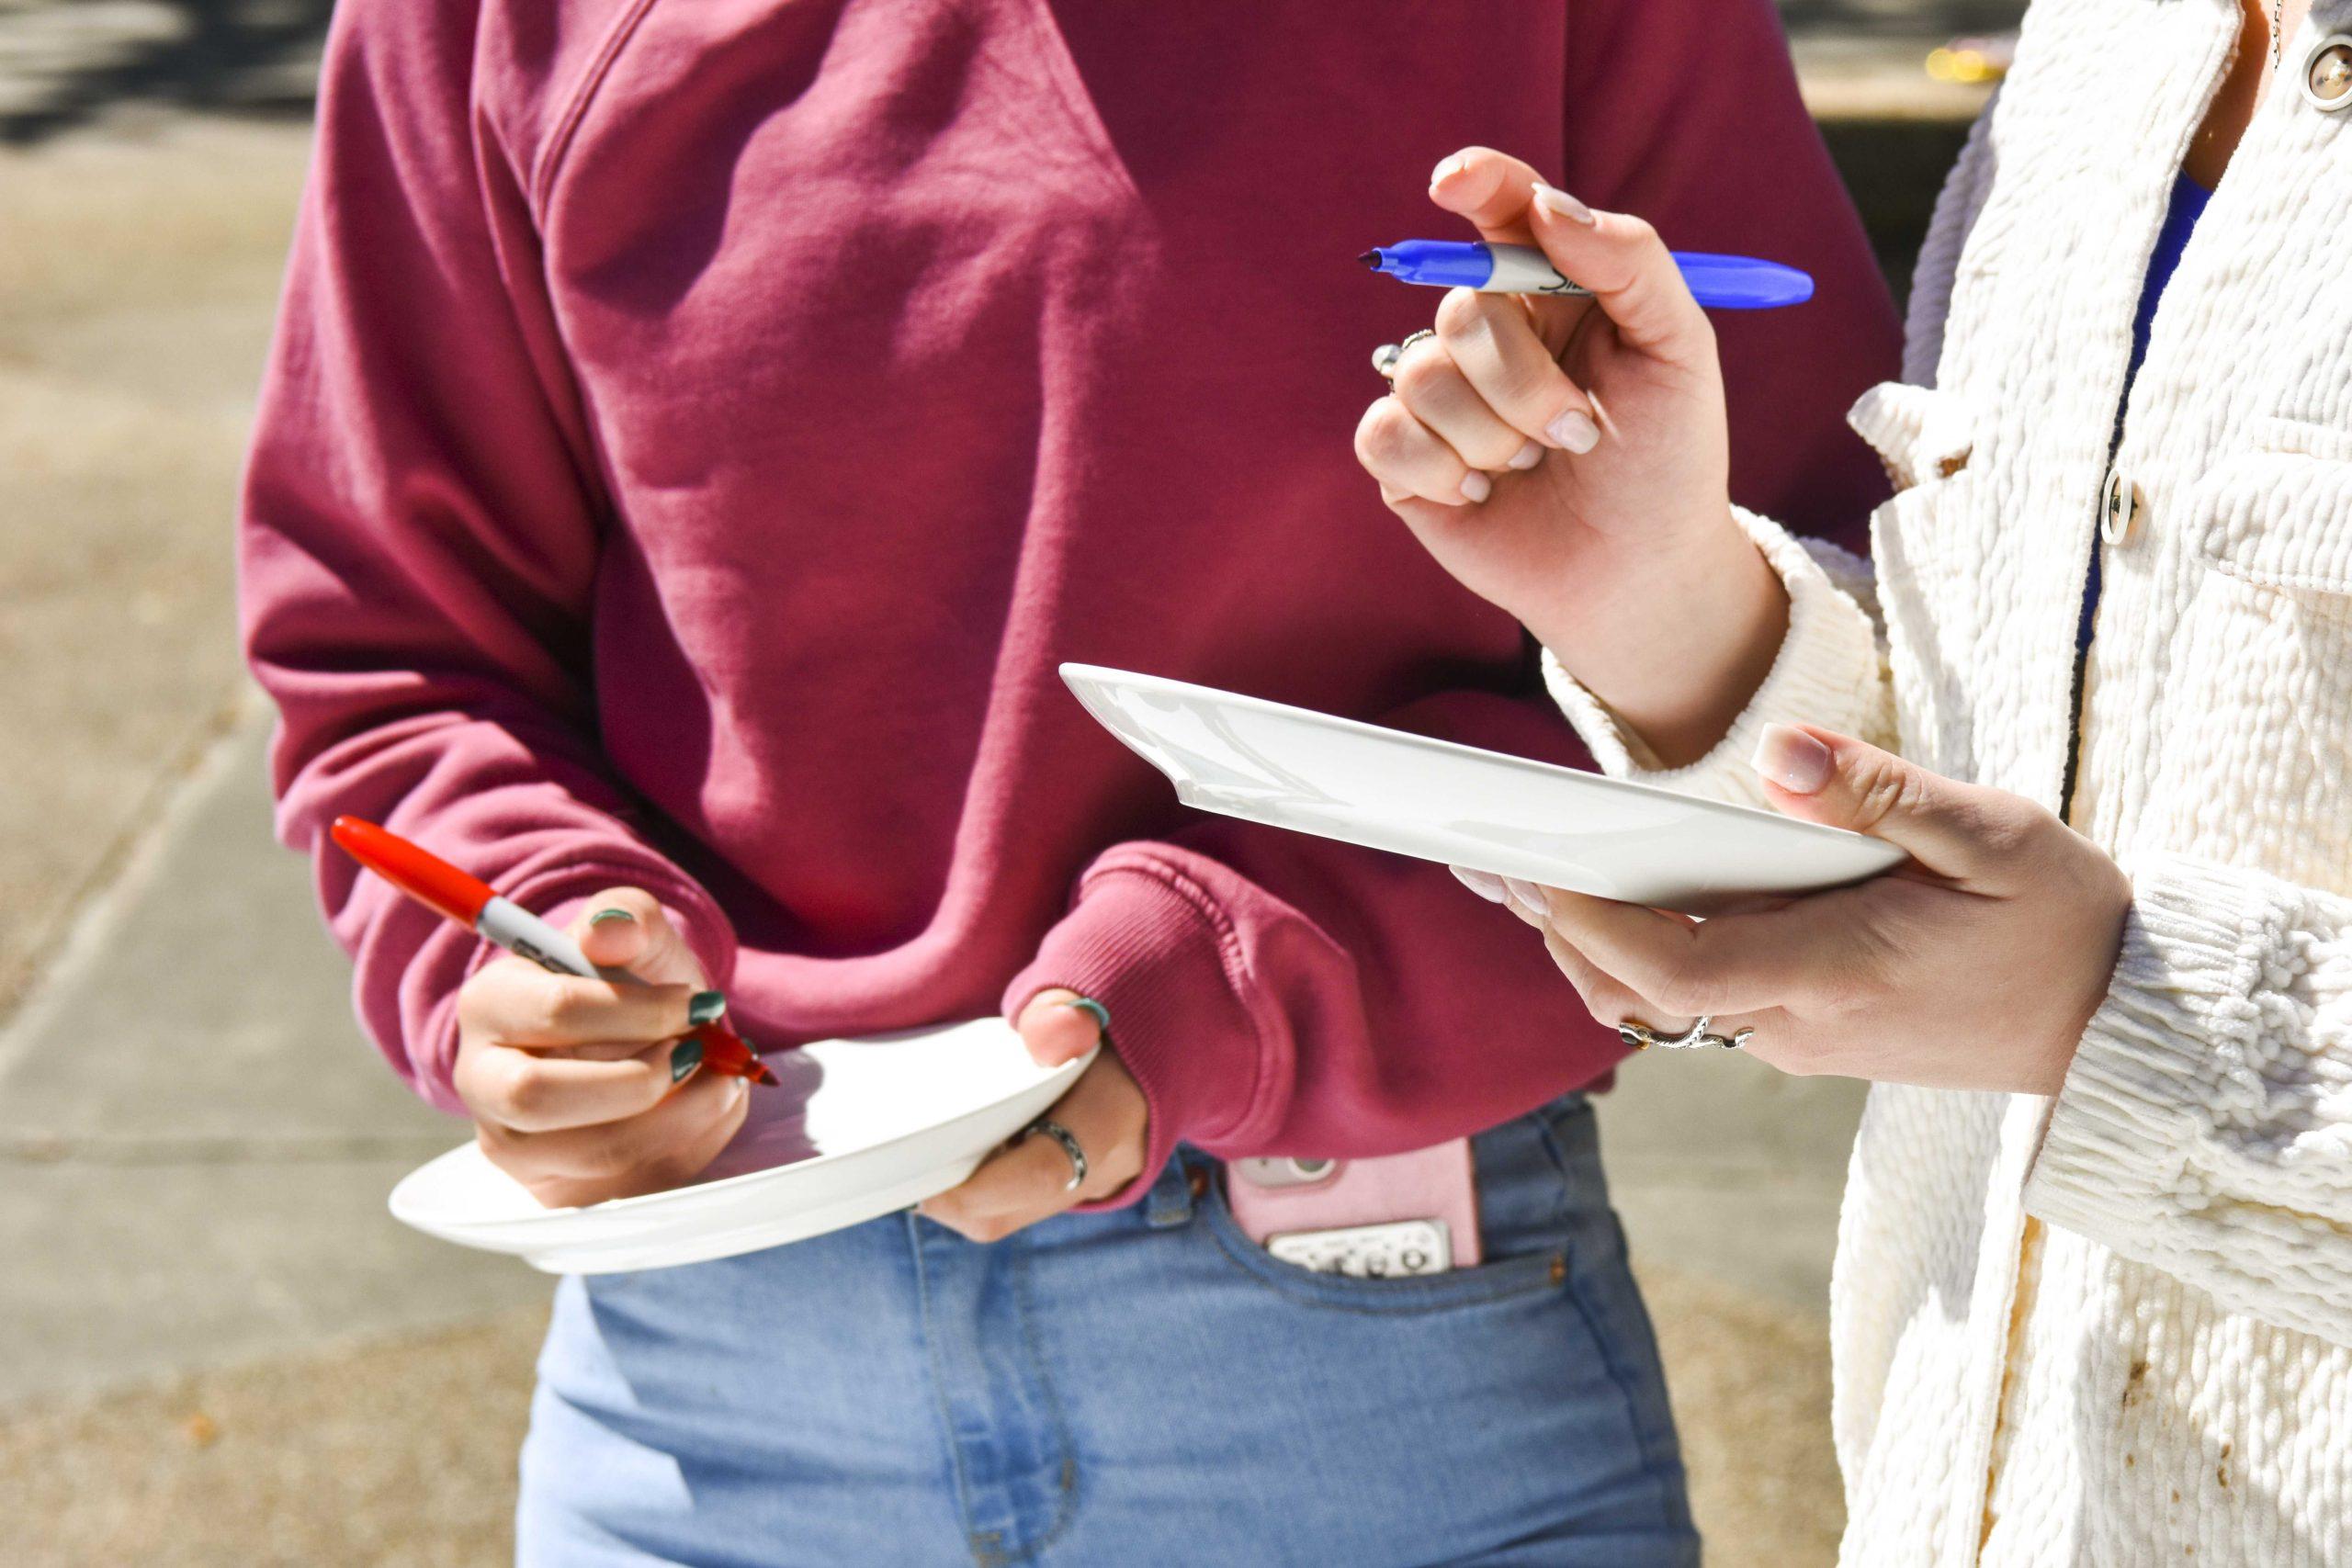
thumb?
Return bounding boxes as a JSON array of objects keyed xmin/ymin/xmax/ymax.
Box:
[
  {"xmin": 1426, "ymin": 145, "xmax": 1543, "ymax": 247},
  {"xmin": 1012, "ymin": 987, "xmax": 1111, "ymax": 1069},
  {"xmin": 1749, "ymin": 723, "xmax": 2011, "ymax": 878},
  {"xmin": 572, "ymin": 886, "xmax": 699, "ymax": 982}
]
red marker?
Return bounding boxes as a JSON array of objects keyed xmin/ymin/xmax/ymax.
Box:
[{"xmin": 329, "ymin": 817, "xmax": 777, "ymax": 1087}]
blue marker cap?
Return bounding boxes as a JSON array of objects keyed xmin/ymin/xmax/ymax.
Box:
[{"xmin": 1667, "ymin": 252, "xmax": 1815, "ymax": 310}]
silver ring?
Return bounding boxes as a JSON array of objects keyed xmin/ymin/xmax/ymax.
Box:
[
  {"xmin": 1617, "ymin": 1015, "xmax": 1752, "ymax": 1052},
  {"xmin": 1025, "ymin": 1117, "xmax": 1089, "ymax": 1192},
  {"xmin": 1372, "ymin": 328, "xmax": 1436, "ymax": 382}
]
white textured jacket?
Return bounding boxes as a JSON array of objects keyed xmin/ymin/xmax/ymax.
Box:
[{"xmin": 1548, "ymin": 2, "xmax": 2352, "ymax": 1562}]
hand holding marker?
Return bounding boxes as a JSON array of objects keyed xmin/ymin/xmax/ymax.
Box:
[
  {"xmin": 1353, "ymin": 154, "xmax": 1807, "ymax": 769},
  {"xmin": 331, "ymin": 817, "xmax": 777, "ymax": 1087}
]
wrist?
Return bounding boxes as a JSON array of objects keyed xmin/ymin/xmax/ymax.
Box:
[
  {"xmin": 1531, "ymin": 518, "xmax": 1788, "ymax": 767},
  {"xmin": 1007, "ymin": 852, "xmax": 1272, "ymax": 1208},
  {"xmin": 2033, "ymin": 869, "xmax": 2133, "ymax": 1095}
]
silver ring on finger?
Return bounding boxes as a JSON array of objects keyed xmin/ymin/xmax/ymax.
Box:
[
  {"xmin": 1616, "ymin": 1015, "xmax": 1753, "ymax": 1052},
  {"xmin": 1024, "ymin": 1117, "xmax": 1089, "ymax": 1192},
  {"xmin": 1372, "ymin": 328, "xmax": 1436, "ymax": 382}
]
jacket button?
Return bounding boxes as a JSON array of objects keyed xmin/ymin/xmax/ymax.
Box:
[
  {"xmin": 2100, "ymin": 467, "xmax": 2144, "ymax": 546},
  {"xmin": 2304, "ymin": 36, "xmax": 2352, "ymax": 111}
]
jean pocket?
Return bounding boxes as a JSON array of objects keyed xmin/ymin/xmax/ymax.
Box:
[{"xmin": 1195, "ymin": 1112, "xmax": 1578, "ymax": 1316}]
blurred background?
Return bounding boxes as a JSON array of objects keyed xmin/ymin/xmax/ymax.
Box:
[{"xmin": 0, "ymin": 3, "xmax": 2023, "ymax": 1562}]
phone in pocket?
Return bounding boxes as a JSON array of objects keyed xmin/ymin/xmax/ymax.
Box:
[{"xmin": 1224, "ymin": 1139, "xmax": 1481, "ymax": 1271}]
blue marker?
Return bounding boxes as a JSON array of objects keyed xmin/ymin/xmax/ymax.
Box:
[{"xmin": 1360, "ymin": 241, "xmax": 1813, "ymax": 310}]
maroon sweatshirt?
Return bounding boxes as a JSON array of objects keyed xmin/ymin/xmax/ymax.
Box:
[{"xmin": 240, "ymin": 0, "xmax": 1898, "ymax": 1197}]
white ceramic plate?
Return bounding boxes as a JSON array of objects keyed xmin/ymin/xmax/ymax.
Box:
[
  {"xmin": 390, "ymin": 1020, "xmax": 1091, "ymax": 1275},
  {"xmin": 1060, "ymin": 662, "xmax": 1903, "ymax": 913}
]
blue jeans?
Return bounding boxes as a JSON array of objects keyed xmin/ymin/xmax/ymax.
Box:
[{"xmin": 516, "ymin": 1093, "xmax": 1696, "ymax": 1566}]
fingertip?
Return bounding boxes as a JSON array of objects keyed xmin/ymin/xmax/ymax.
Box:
[
  {"xmin": 1500, "ymin": 877, "xmax": 1549, "ymax": 924},
  {"xmin": 1544, "ymin": 407, "xmax": 1600, "ymax": 454},
  {"xmin": 1026, "ymin": 1012, "xmax": 1102, "ymax": 1068},
  {"xmin": 582, "ymin": 886, "xmax": 662, "ymax": 922},
  {"xmin": 1450, "ymin": 865, "xmax": 1509, "ymax": 904},
  {"xmin": 1015, "ymin": 990, "xmax": 1108, "ymax": 1068},
  {"xmin": 1426, "ymin": 148, "xmax": 1475, "ymax": 198},
  {"xmin": 1428, "ymin": 147, "xmax": 1509, "ymax": 214},
  {"xmin": 1528, "ymin": 181, "xmax": 1599, "ymax": 227},
  {"xmin": 1750, "ymin": 723, "xmax": 1833, "ymax": 795},
  {"xmin": 574, "ymin": 887, "xmax": 660, "ymax": 963}
]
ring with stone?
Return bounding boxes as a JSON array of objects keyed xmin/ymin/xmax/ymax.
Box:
[{"xmin": 1372, "ymin": 328, "xmax": 1437, "ymax": 382}]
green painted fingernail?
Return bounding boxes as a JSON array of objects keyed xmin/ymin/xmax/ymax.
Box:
[
  {"xmin": 688, "ymin": 990, "xmax": 728, "ymax": 1026},
  {"xmin": 1058, "ymin": 996, "xmax": 1111, "ymax": 1036},
  {"xmin": 590, "ymin": 908, "xmax": 637, "ymax": 927},
  {"xmin": 670, "ymin": 1038, "xmax": 705, "ymax": 1083}
]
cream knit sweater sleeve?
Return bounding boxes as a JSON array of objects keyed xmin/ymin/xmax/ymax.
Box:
[
  {"xmin": 2025, "ymin": 860, "xmax": 2352, "ymax": 1348},
  {"xmin": 1540, "ymin": 513, "xmax": 1894, "ymax": 808}
]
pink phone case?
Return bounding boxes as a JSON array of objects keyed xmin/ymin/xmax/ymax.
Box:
[{"xmin": 1223, "ymin": 1140, "xmax": 1482, "ymax": 1267}]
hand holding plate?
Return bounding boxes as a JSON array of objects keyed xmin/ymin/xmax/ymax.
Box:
[{"xmin": 1525, "ymin": 725, "xmax": 2132, "ymax": 1096}]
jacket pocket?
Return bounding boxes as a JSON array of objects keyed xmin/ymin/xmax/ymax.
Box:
[
  {"xmin": 2194, "ymin": 443, "xmax": 2352, "ymax": 594},
  {"xmin": 2155, "ymin": 446, "xmax": 2352, "ymax": 888}
]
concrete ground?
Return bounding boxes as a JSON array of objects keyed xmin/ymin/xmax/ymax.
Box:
[
  {"xmin": 0, "ymin": 115, "xmax": 300, "ymax": 1021},
  {"xmin": 0, "ymin": 5, "xmax": 2009, "ymax": 1561}
]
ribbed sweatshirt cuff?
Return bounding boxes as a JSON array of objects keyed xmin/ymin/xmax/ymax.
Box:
[
  {"xmin": 2023, "ymin": 859, "xmax": 2269, "ymax": 1254},
  {"xmin": 412, "ymin": 857, "xmax": 738, "ymax": 1115},
  {"xmin": 1541, "ymin": 507, "xmax": 1886, "ymax": 808},
  {"xmin": 1004, "ymin": 854, "xmax": 1274, "ymax": 1211}
]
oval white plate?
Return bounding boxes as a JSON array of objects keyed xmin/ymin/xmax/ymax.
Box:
[
  {"xmin": 390, "ymin": 1019, "xmax": 1090, "ymax": 1275},
  {"xmin": 1060, "ymin": 663, "xmax": 1903, "ymax": 913}
]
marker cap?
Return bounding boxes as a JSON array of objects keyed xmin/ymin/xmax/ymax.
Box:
[{"xmin": 330, "ymin": 816, "xmax": 496, "ymax": 928}]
